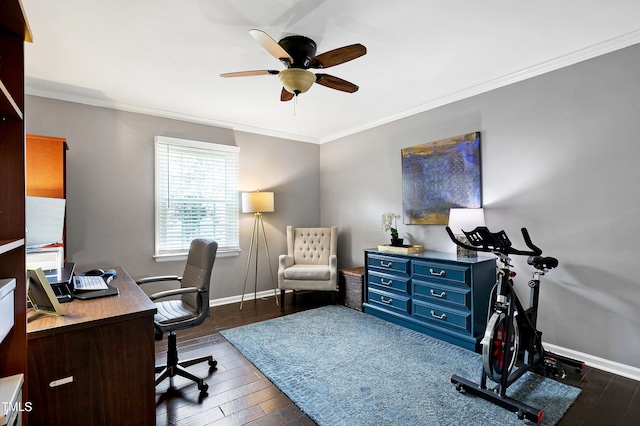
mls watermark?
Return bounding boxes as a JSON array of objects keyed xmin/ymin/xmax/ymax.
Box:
[{"xmin": 1, "ymin": 401, "xmax": 33, "ymax": 413}]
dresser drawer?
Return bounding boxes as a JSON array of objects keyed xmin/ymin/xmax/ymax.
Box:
[
  {"xmin": 368, "ymin": 271, "xmax": 410, "ymax": 294},
  {"xmin": 413, "ymin": 280, "xmax": 471, "ymax": 310},
  {"xmin": 368, "ymin": 288, "xmax": 410, "ymax": 315},
  {"xmin": 364, "ymin": 250, "xmax": 496, "ymax": 351},
  {"xmin": 412, "ymin": 260, "xmax": 470, "ymax": 286},
  {"xmin": 412, "ymin": 300, "xmax": 471, "ymax": 334},
  {"xmin": 368, "ymin": 254, "xmax": 410, "ymax": 275}
]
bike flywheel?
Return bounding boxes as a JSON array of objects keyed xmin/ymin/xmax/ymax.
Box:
[{"xmin": 482, "ymin": 311, "xmax": 519, "ymax": 382}]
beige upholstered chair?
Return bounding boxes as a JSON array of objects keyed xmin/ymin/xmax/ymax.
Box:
[{"xmin": 278, "ymin": 226, "xmax": 338, "ymax": 310}]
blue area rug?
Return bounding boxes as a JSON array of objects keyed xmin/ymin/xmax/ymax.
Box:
[{"xmin": 220, "ymin": 305, "xmax": 580, "ymax": 425}]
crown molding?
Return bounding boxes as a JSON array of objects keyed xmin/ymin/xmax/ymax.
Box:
[
  {"xmin": 319, "ymin": 31, "xmax": 640, "ymax": 144},
  {"xmin": 24, "ymin": 85, "xmax": 321, "ymax": 144}
]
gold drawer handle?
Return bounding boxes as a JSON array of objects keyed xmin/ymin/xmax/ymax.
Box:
[
  {"xmin": 380, "ymin": 278, "xmax": 392, "ymax": 286},
  {"xmin": 430, "ymin": 310, "xmax": 447, "ymax": 320},
  {"xmin": 430, "ymin": 289, "xmax": 446, "ymax": 298},
  {"xmin": 380, "ymin": 261, "xmax": 392, "ymax": 268},
  {"xmin": 429, "ymin": 268, "xmax": 446, "ymax": 276},
  {"xmin": 380, "ymin": 296, "xmax": 393, "ymax": 304}
]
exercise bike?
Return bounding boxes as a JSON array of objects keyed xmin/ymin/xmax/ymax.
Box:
[{"xmin": 445, "ymin": 226, "xmax": 584, "ymax": 423}]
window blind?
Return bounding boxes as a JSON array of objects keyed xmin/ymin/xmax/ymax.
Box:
[{"xmin": 154, "ymin": 136, "xmax": 240, "ymax": 257}]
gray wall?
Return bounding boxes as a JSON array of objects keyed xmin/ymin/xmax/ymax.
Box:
[
  {"xmin": 25, "ymin": 97, "xmax": 320, "ymax": 299},
  {"xmin": 320, "ymin": 44, "xmax": 640, "ymax": 369}
]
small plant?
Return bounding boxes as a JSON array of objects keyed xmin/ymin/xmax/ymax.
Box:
[{"xmin": 381, "ymin": 212, "xmax": 401, "ymax": 240}]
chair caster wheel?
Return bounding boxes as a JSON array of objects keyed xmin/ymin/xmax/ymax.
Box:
[
  {"xmin": 209, "ymin": 359, "xmax": 217, "ymax": 368},
  {"xmin": 455, "ymin": 383, "xmax": 463, "ymax": 392},
  {"xmin": 199, "ymin": 382, "xmax": 209, "ymax": 393},
  {"xmin": 517, "ymin": 410, "xmax": 525, "ymax": 420}
]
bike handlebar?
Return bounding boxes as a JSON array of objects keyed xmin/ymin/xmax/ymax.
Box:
[{"xmin": 445, "ymin": 226, "xmax": 543, "ymax": 256}]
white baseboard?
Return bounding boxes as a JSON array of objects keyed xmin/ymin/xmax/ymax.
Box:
[
  {"xmin": 544, "ymin": 342, "xmax": 640, "ymax": 382},
  {"xmin": 209, "ymin": 289, "xmax": 282, "ymax": 307}
]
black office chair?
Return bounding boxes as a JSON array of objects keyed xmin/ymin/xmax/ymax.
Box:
[{"xmin": 137, "ymin": 238, "xmax": 218, "ymax": 394}]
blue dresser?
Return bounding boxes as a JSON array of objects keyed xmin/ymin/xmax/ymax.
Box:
[{"xmin": 363, "ymin": 249, "xmax": 497, "ymax": 351}]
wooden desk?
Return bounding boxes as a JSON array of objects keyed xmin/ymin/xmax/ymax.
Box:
[{"xmin": 27, "ymin": 267, "xmax": 157, "ymax": 426}]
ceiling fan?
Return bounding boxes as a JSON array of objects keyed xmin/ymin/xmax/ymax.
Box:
[{"xmin": 221, "ymin": 29, "xmax": 367, "ymax": 101}]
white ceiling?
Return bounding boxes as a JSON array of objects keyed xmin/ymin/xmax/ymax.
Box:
[{"xmin": 22, "ymin": 0, "xmax": 640, "ymax": 144}]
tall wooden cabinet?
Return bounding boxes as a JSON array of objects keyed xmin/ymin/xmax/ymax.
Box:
[
  {"xmin": 26, "ymin": 134, "xmax": 69, "ymax": 253},
  {"xmin": 0, "ymin": 0, "xmax": 32, "ymax": 385},
  {"xmin": 26, "ymin": 135, "xmax": 68, "ymax": 199}
]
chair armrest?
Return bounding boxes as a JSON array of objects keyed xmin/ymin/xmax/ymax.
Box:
[
  {"xmin": 136, "ymin": 275, "xmax": 181, "ymax": 285},
  {"xmin": 278, "ymin": 255, "xmax": 294, "ymax": 285},
  {"xmin": 278, "ymin": 255, "xmax": 294, "ymax": 271},
  {"xmin": 329, "ymin": 255, "xmax": 338, "ymax": 288},
  {"xmin": 329, "ymin": 254, "xmax": 338, "ymax": 274},
  {"xmin": 149, "ymin": 286, "xmax": 198, "ymax": 301}
]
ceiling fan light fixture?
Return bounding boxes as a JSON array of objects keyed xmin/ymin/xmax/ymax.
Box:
[{"xmin": 278, "ymin": 68, "xmax": 315, "ymax": 95}]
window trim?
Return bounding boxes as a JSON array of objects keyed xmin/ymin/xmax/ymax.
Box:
[{"xmin": 153, "ymin": 136, "xmax": 240, "ymax": 261}]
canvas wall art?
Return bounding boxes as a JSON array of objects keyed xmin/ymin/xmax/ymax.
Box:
[{"xmin": 401, "ymin": 132, "xmax": 481, "ymax": 225}]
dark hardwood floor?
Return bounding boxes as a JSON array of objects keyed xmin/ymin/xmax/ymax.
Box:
[{"xmin": 154, "ymin": 295, "xmax": 640, "ymax": 426}]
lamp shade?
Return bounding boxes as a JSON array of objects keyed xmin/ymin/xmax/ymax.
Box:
[
  {"xmin": 278, "ymin": 69, "xmax": 316, "ymax": 95},
  {"xmin": 242, "ymin": 191, "xmax": 274, "ymax": 213},
  {"xmin": 448, "ymin": 208, "xmax": 485, "ymax": 235}
]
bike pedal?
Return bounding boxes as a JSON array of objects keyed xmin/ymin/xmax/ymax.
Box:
[{"xmin": 542, "ymin": 357, "xmax": 567, "ymax": 379}]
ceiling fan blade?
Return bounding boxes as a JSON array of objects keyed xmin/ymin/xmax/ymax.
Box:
[
  {"xmin": 315, "ymin": 74, "xmax": 359, "ymax": 93},
  {"xmin": 281, "ymin": 87, "xmax": 294, "ymax": 102},
  {"xmin": 249, "ymin": 29, "xmax": 294, "ymax": 65},
  {"xmin": 309, "ymin": 44, "xmax": 366, "ymax": 69},
  {"xmin": 220, "ymin": 70, "xmax": 279, "ymax": 78}
]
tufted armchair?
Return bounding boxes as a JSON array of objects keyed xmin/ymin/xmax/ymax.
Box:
[{"xmin": 278, "ymin": 226, "xmax": 338, "ymax": 311}]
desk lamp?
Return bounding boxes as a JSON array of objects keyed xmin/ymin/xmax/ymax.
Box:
[
  {"xmin": 448, "ymin": 208, "xmax": 485, "ymax": 258},
  {"xmin": 240, "ymin": 190, "xmax": 279, "ymax": 309}
]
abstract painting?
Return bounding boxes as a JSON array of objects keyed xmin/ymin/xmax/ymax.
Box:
[{"xmin": 402, "ymin": 132, "xmax": 481, "ymax": 224}]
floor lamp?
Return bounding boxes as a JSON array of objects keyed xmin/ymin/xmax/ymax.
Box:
[{"xmin": 240, "ymin": 190, "xmax": 279, "ymax": 310}]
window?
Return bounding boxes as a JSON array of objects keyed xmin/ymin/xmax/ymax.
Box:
[{"xmin": 154, "ymin": 136, "xmax": 240, "ymax": 259}]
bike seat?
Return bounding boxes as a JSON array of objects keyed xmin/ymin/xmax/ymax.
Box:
[{"xmin": 527, "ymin": 255, "xmax": 558, "ymax": 270}]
